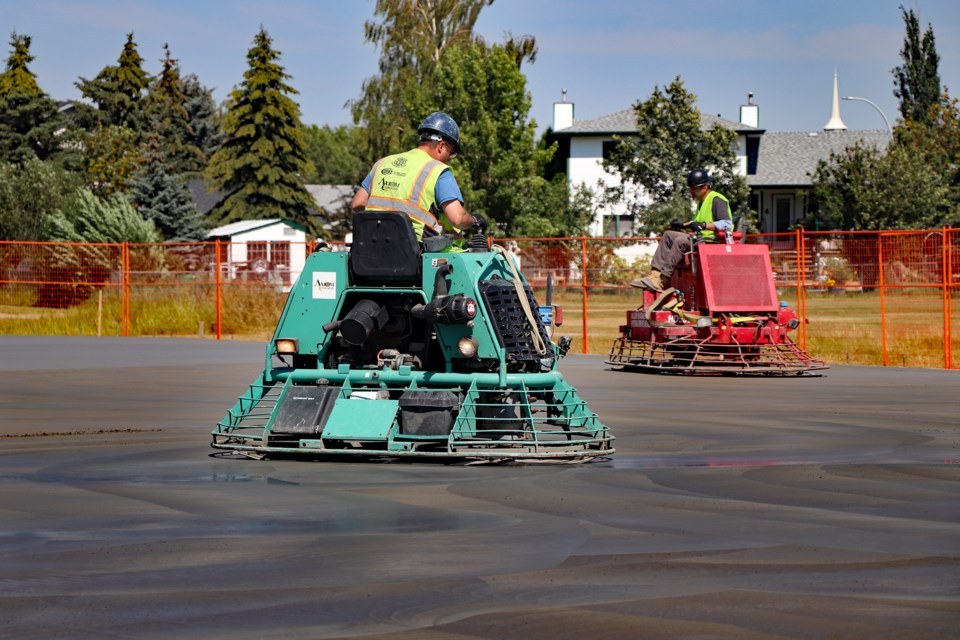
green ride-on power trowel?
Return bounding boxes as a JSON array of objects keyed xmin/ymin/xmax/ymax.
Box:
[{"xmin": 211, "ymin": 211, "xmax": 614, "ymax": 463}]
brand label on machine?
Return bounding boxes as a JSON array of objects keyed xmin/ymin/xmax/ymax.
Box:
[{"xmin": 312, "ymin": 271, "xmax": 337, "ymax": 299}]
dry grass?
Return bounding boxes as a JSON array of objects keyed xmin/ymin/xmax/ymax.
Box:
[
  {"xmin": 2, "ymin": 283, "xmax": 957, "ymax": 368},
  {"xmin": 540, "ymin": 286, "xmax": 958, "ymax": 368}
]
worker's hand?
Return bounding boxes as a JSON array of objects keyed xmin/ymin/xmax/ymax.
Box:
[
  {"xmin": 687, "ymin": 221, "xmax": 706, "ymax": 232},
  {"xmin": 472, "ymin": 214, "xmax": 489, "ymax": 233},
  {"xmin": 670, "ymin": 219, "xmax": 684, "ymax": 231}
]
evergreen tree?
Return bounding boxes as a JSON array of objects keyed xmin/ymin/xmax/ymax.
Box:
[
  {"xmin": 182, "ymin": 73, "xmax": 223, "ymax": 161},
  {"xmin": 141, "ymin": 44, "xmax": 204, "ymax": 174},
  {"xmin": 47, "ymin": 188, "xmax": 161, "ymax": 244},
  {"xmin": 74, "ymin": 32, "xmax": 151, "ymax": 132},
  {"xmin": 204, "ymin": 28, "xmax": 316, "ymax": 229},
  {"xmin": 892, "ymin": 5, "xmax": 942, "ymax": 126},
  {"xmin": 602, "ymin": 76, "xmax": 749, "ymax": 236},
  {"xmin": 128, "ymin": 131, "xmax": 207, "ymax": 241},
  {"xmin": 0, "ymin": 32, "xmax": 64, "ymax": 163}
]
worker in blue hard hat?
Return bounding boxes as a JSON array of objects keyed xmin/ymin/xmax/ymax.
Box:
[
  {"xmin": 351, "ymin": 112, "xmax": 486, "ymax": 251},
  {"xmin": 632, "ymin": 168, "xmax": 734, "ymax": 291}
]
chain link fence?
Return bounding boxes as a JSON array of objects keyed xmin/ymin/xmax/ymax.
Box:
[{"xmin": 2, "ymin": 229, "xmax": 957, "ymax": 368}]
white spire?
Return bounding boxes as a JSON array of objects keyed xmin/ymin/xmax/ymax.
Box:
[{"xmin": 823, "ymin": 67, "xmax": 847, "ymax": 131}]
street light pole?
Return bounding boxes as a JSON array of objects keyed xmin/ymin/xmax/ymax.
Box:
[{"xmin": 842, "ymin": 96, "xmax": 892, "ymax": 135}]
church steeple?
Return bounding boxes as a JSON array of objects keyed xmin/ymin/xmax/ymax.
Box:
[{"xmin": 823, "ymin": 67, "xmax": 848, "ymax": 131}]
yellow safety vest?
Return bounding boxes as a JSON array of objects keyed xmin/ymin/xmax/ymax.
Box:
[
  {"xmin": 694, "ymin": 191, "xmax": 730, "ymax": 241},
  {"xmin": 364, "ymin": 148, "xmax": 450, "ymax": 242}
]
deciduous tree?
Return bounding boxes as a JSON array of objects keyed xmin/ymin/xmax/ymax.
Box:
[
  {"xmin": 602, "ymin": 76, "xmax": 749, "ymax": 235},
  {"xmin": 303, "ymin": 124, "xmax": 367, "ymax": 185},
  {"xmin": 0, "ymin": 159, "xmax": 79, "ymax": 240},
  {"xmin": 426, "ymin": 41, "xmax": 572, "ymax": 236},
  {"xmin": 810, "ymin": 141, "xmax": 949, "ymax": 230},
  {"xmin": 351, "ymin": 0, "xmax": 496, "ymax": 161},
  {"xmin": 892, "ymin": 5, "xmax": 942, "ymax": 126}
]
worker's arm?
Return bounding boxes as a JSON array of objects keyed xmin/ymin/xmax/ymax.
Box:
[
  {"xmin": 440, "ymin": 198, "xmax": 476, "ymax": 231},
  {"xmin": 350, "ymin": 186, "xmax": 369, "ymax": 212}
]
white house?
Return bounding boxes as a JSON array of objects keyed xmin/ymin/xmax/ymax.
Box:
[
  {"xmin": 548, "ymin": 75, "xmax": 889, "ymax": 237},
  {"xmin": 207, "ymin": 219, "xmax": 308, "ymax": 289}
]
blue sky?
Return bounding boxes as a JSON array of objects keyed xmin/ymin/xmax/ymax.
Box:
[{"xmin": 4, "ymin": 0, "xmax": 959, "ymax": 134}]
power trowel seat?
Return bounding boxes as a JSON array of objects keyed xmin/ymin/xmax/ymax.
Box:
[{"xmin": 349, "ymin": 210, "xmax": 422, "ymax": 286}]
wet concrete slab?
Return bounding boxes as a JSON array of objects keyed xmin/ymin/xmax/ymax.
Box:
[{"xmin": 1, "ymin": 336, "xmax": 958, "ymax": 639}]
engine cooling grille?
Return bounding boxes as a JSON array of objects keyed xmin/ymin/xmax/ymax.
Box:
[{"xmin": 478, "ymin": 277, "xmax": 551, "ymax": 363}]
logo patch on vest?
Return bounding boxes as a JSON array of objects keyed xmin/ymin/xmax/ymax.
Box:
[{"xmin": 392, "ymin": 157, "xmax": 407, "ymax": 168}]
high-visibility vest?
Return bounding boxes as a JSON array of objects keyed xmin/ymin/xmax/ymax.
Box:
[
  {"xmin": 694, "ymin": 190, "xmax": 730, "ymax": 241},
  {"xmin": 364, "ymin": 148, "xmax": 450, "ymax": 241}
]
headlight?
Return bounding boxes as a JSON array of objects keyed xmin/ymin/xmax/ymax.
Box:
[
  {"xmin": 457, "ymin": 336, "xmax": 479, "ymax": 358},
  {"xmin": 275, "ymin": 338, "xmax": 299, "ymax": 354}
]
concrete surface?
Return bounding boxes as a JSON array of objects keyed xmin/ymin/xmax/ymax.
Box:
[{"xmin": 0, "ymin": 336, "xmax": 958, "ymax": 639}]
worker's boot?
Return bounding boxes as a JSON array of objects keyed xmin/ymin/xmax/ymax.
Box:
[{"xmin": 630, "ymin": 270, "xmax": 664, "ymax": 291}]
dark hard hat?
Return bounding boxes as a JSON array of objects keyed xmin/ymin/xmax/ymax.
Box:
[
  {"xmin": 687, "ymin": 168, "xmax": 712, "ymax": 187},
  {"xmin": 418, "ymin": 112, "xmax": 461, "ymax": 154}
]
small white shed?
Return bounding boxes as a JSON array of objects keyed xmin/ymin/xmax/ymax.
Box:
[{"xmin": 207, "ymin": 219, "xmax": 308, "ymax": 290}]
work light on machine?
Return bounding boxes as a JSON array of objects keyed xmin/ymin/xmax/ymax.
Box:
[
  {"xmin": 457, "ymin": 336, "xmax": 479, "ymax": 358},
  {"xmin": 275, "ymin": 338, "xmax": 299, "ymax": 354}
]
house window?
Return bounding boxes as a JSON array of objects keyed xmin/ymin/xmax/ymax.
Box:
[
  {"xmin": 601, "ymin": 140, "xmax": 618, "ymax": 160},
  {"xmin": 248, "ymin": 242, "xmax": 268, "ymax": 263},
  {"xmin": 605, "ymin": 214, "xmax": 634, "ymax": 237},
  {"xmin": 271, "ymin": 241, "xmax": 290, "ymax": 267},
  {"xmin": 745, "ymin": 136, "xmax": 759, "ymax": 175}
]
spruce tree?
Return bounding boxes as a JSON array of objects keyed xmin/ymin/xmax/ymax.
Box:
[
  {"xmin": 128, "ymin": 131, "xmax": 207, "ymax": 241},
  {"xmin": 892, "ymin": 6, "xmax": 942, "ymax": 126},
  {"xmin": 74, "ymin": 32, "xmax": 151, "ymax": 132},
  {"xmin": 141, "ymin": 44, "xmax": 203, "ymax": 174},
  {"xmin": 0, "ymin": 32, "xmax": 63, "ymax": 163},
  {"xmin": 182, "ymin": 73, "xmax": 223, "ymax": 162},
  {"xmin": 204, "ymin": 28, "xmax": 315, "ymax": 228}
]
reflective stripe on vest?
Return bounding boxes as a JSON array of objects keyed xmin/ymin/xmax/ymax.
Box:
[{"xmin": 365, "ymin": 150, "xmax": 447, "ymax": 236}]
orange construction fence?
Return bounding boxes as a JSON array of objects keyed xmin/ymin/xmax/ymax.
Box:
[{"xmin": 1, "ymin": 229, "xmax": 958, "ymax": 369}]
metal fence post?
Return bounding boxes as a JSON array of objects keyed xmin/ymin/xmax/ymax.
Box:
[
  {"xmin": 879, "ymin": 234, "xmax": 887, "ymax": 367},
  {"xmin": 215, "ymin": 239, "xmax": 222, "ymax": 340},
  {"xmin": 121, "ymin": 242, "xmax": 130, "ymax": 337},
  {"xmin": 581, "ymin": 235, "xmax": 589, "ymax": 354}
]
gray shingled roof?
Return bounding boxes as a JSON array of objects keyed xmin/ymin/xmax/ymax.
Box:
[
  {"xmin": 306, "ymin": 185, "xmax": 353, "ymax": 213},
  {"xmin": 555, "ymin": 109, "xmax": 761, "ymax": 134},
  {"xmin": 747, "ymin": 130, "xmax": 889, "ymax": 187}
]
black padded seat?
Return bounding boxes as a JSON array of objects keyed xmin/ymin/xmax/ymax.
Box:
[{"xmin": 349, "ymin": 211, "xmax": 422, "ymax": 286}]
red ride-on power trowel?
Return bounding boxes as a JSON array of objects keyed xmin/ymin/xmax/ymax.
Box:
[{"xmin": 607, "ymin": 230, "xmax": 828, "ymax": 376}]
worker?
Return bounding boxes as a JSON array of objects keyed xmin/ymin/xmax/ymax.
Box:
[
  {"xmin": 351, "ymin": 111, "xmax": 485, "ymax": 251},
  {"xmin": 632, "ymin": 168, "xmax": 734, "ymax": 291}
]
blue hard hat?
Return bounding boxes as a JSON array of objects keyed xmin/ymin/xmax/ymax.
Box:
[{"xmin": 418, "ymin": 112, "xmax": 461, "ymax": 154}]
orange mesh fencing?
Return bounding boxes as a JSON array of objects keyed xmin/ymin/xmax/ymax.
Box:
[{"xmin": 1, "ymin": 230, "xmax": 958, "ymax": 369}]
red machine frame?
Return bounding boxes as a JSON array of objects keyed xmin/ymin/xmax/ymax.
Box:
[{"xmin": 607, "ymin": 235, "xmax": 828, "ymax": 376}]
